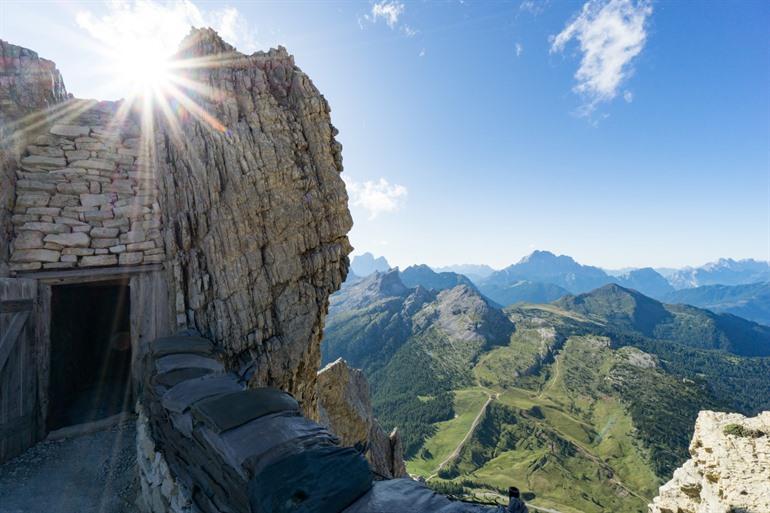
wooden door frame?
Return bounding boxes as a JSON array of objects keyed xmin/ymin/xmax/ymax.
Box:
[
  {"xmin": 0, "ymin": 278, "xmax": 37, "ymax": 462},
  {"xmin": 21, "ymin": 264, "xmax": 170, "ymax": 437}
]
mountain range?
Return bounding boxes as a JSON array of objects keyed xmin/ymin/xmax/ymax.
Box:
[
  {"xmin": 348, "ymin": 251, "xmax": 770, "ymax": 325},
  {"xmin": 322, "ymin": 270, "xmax": 770, "ymax": 512},
  {"xmin": 663, "ymin": 281, "xmax": 770, "ymax": 326}
]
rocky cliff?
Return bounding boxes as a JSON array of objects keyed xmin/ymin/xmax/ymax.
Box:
[
  {"xmin": 0, "ymin": 40, "xmax": 69, "ymax": 276},
  {"xmin": 152, "ymin": 29, "xmax": 353, "ymax": 416},
  {"xmin": 649, "ymin": 410, "xmax": 770, "ymax": 513},
  {"xmin": 317, "ymin": 358, "xmax": 407, "ymax": 479}
]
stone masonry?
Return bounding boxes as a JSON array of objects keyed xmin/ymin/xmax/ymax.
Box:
[
  {"xmin": 9, "ymin": 100, "xmax": 164, "ymax": 272},
  {"xmin": 1, "ymin": 39, "xmax": 69, "ymax": 276}
]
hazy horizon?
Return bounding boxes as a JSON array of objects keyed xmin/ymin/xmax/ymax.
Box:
[{"xmin": 349, "ymin": 248, "xmax": 770, "ymax": 273}]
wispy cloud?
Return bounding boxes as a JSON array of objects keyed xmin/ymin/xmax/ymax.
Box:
[
  {"xmin": 520, "ymin": 0, "xmax": 548, "ymax": 15},
  {"xmin": 345, "ymin": 178, "xmax": 408, "ymax": 219},
  {"xmin": 76, "ymin": 0, "xmax": 259, "ymax": 55},
  {"xmin": 515, "ymin": 42, "xmax": 524, "ymax": 57},
  {"xmin": 550, "ymin": 0, "xmax": 652, "ymax": 115},
  {"xmin": 362, "ymin": 1, "xmax": 418, "ymax": 37},
  {"xmin": 370, "ymin": 1, "xmax": 405, "ymax": 28}
]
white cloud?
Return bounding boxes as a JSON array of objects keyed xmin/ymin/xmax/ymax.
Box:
[
  {"xmin": 345, "ymin": 178, "xmax": 408, "ymax": 219},
  {"xmin": 76, "ymin": 0, "xmax": 259, "ymax": 57},
  {"xmin": 520, "ymin": 0, "xmax": 547, "ymax": 15},
  {"xmin": 623, "ymin": 90, "xmax": 633, "ymax": 102},
  {"xmin": 402, "ymin": 25, "xmax": 418, "ymax": 37},
  {"xmin": 515, "ymin": 42, "xmax": 524, "ymax": 57},
  {"xmin": 419, "ymin": 48, "xmax": 426, "ymax": 57},
  {"xmin": 550, "ymin": 0, "xmax": 652, "ymax": 114},
  {"xmin": 364, "ymin": 1, "xmax": 417, "ymax": 36},
  {"xmin": 371, "ymin": 1, "xmax": 405, "ymax": 28}
]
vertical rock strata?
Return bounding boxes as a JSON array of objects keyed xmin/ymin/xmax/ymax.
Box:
[
  {"xmin": 317, "ymin": 358, "xmax": 407, "ymax": 478},
  {"xmin": 648, "ymin": 410, "xmax": 770, "ymax": 513},
  {"xmin": 0, "ymin": 40, "xmax": 69, "ymax": 276},
  {"xmin": 154, "ymin": 29, "xmax": 353, "ymax": 415}
]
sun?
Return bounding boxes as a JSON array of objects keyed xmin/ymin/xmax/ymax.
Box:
[{"xmin": 112, "ymin": 40, "xmax": 174, "ymax": 96}]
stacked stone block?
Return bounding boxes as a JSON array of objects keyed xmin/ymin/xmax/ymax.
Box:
[{"xmin": 9, "ymin": 101, "xmax": 164, "ymax": 272}]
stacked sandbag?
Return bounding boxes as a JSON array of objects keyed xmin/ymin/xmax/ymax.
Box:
[
  {"xmin": 140, "ymin": 331, "xmax": 373, "ymax": 513},
  {"xmin": 343, "ymin": 479, "xmax": 499, "ymax": 513}
]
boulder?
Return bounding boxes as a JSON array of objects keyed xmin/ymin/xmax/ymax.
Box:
[
  {"xmin": 649, "ymin": 410, "xmax": 770, "ymax": 513},
  {"xmin": 317, "ymin": 358, "xmax": 407, "ymax": 478}
]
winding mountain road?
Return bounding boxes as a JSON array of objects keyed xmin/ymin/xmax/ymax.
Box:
[{"xmin": 427, "ymin": 392, "xmax": 498, "ymax": 481}]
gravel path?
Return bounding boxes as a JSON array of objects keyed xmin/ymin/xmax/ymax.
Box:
[{"xmin": 0, "ymin": 419, "xmax": 139, "ymax": 513}]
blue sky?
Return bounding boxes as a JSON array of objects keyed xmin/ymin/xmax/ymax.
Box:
[{"xmin": 2, "ymin": 0, "xmax": 768, "ymax": 269}]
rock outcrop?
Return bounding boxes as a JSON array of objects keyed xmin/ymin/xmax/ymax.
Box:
[
  {"xmin": 153, "ymin": 29, "xmax": 353, "ymax": 416},
  {"xmin": 0, "ymin": 40, "xmax": 69, "ymax": 276},
  {"xmin": 317, "ymin": 358, "xmax": 407, "ymax": 478},
  {"xmin": 649, "ymin": 410, "xmax": 770, "ymax": 513}
]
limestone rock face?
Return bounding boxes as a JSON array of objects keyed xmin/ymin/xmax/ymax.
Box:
[
  {"xmin": 154, "ymin": 28, "xmax": 353, "ymax": 415},
  {"xmin": 0, "ymin": 40, "xmax": 69, "ymax": 276},
  {"xmin": 648, "ymin": 410, "xmax": 770, "ymax": 513},
  {"xmin": 318, "ymin": 358, "xmax": 373, "ymax": 446},
  {"xmin": 317, "ymin": 358, "xmax": 407, "ymax": 478}
]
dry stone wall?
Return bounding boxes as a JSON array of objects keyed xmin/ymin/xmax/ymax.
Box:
[
  {"xmin": 9, "ymin": 101, "xmax": 164, "ymax": 272},
  {"xmin": 0, "ymin": 40, "xmax": 69, "ymax": 276}
]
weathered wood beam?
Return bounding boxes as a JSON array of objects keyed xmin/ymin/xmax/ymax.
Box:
[
  {"xmin": 16, "ymin": 264, "xmax": 163, "ymax": 284},
  {"xmin": 0, "ymin": 413, "xmax": 33, "ymax": 440},
  {"xmin": 0, "ymin": 310, "xmax": 30, "ymax": 371},
  {"xmin": 0, "ymin": 299, "xmax": 34, "ymax": 313}
]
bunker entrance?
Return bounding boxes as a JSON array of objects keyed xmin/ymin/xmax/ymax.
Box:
[{"xmin": 48, "ymin": 281, "xmax": 132, "ymax": 431}]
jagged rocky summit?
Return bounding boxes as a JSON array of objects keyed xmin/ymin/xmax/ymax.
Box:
[{"xmin": 649, "ymin": 410, "xmax": 770, "ymax": 513}]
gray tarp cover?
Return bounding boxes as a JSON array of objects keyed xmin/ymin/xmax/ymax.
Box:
[
  {"xmin": 220, "ymin": 412, "xmax": 335, "ymax": 470},
  {"xmin": 342, "ymin": 479, "xmax": 499, "ymax": 513},
  {"xmin": 161, "ymin": 375, "xmax": 244, "ymax": 413},
  {"xmin": 153, "ymin": 368, "xmax": 213, "ymax": 388},
  {"xmin": 153, "ymin": 335, "xmax": 214, "ymax": 357},
  {"xmin": 192, "ymin": 388, "xmax": 300, "ymax": 433},
  {"xmin": 155, "ymin": 354, "xmax": 224, "ymax": 374},
  {"xmin": 249, "ymin": 446, "xmax": 372, "ymax": 513}
]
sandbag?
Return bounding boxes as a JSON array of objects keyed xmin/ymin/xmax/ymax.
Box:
[
  {"xmin": 162, "ymin": 375, "xmax": 244, "ymax": 413},
  {"xmin": 220, "ymin": 412, "xmax": 336, "ymax": 470},
  {"xmin": 342, "ymin": 478, "xmax": 497, "ymax": 513},
  {"xmin": 153, "ymin": 335, "xmax": 214, "ymax": 357},
  {"xmin": 155, "ymin": 354, "xmax": 224, "ymax": 374},
  {"xmin": 249, "ymin": 446, "xmax": 372, "ymax": 513},
  {"xmin": 191, "ymin": 388, "xmax": 299, "ymax": 433},
  {"xmin": 153, "ymin": 367, "xmax": 213, "ymax": 388}
]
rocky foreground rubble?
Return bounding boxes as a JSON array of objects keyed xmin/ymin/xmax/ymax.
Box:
[{"xmin": 649, "ymin": 410, "xmax": 770, "ymax": 513}]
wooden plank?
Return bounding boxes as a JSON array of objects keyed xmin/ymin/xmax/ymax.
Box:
[
  {"xmin": 0, "ymin": 299, "xmax": 33, "ymax": 313},
  {"xmin": 0, "ymin": 311, "xmax": 29, "ymax": 372},
  {"xmin": 35, "ymin": 284, "xmax": 51, "ymax": 439},
  {"xmin": 0, "ymin": 413, "xmax": 32, "ymax": 439},
  {"xmin": 18, "ymin": 264, "xmax": 163, "ymax": 284},
  {"xmin": 0, "ymin": 277, "xmax": 38, "ymax": 463}
]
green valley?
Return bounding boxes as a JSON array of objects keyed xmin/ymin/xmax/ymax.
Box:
[{"xmin": 322, "ymin": 271, "xmax": 770, "ymax": 513}]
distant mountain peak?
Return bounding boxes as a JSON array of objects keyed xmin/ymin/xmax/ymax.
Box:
[
  {"xmin": 518, "ymin": 249, "xmax": 561, "ymax": 263},
  {"xmin": 351, "ymin": 252, "xmax": 391, "ymax": 277}
]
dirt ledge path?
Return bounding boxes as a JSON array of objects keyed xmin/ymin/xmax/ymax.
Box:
[{"xmin": 0, "ymin": 419, "xmax": 139, "ymax": 513}]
